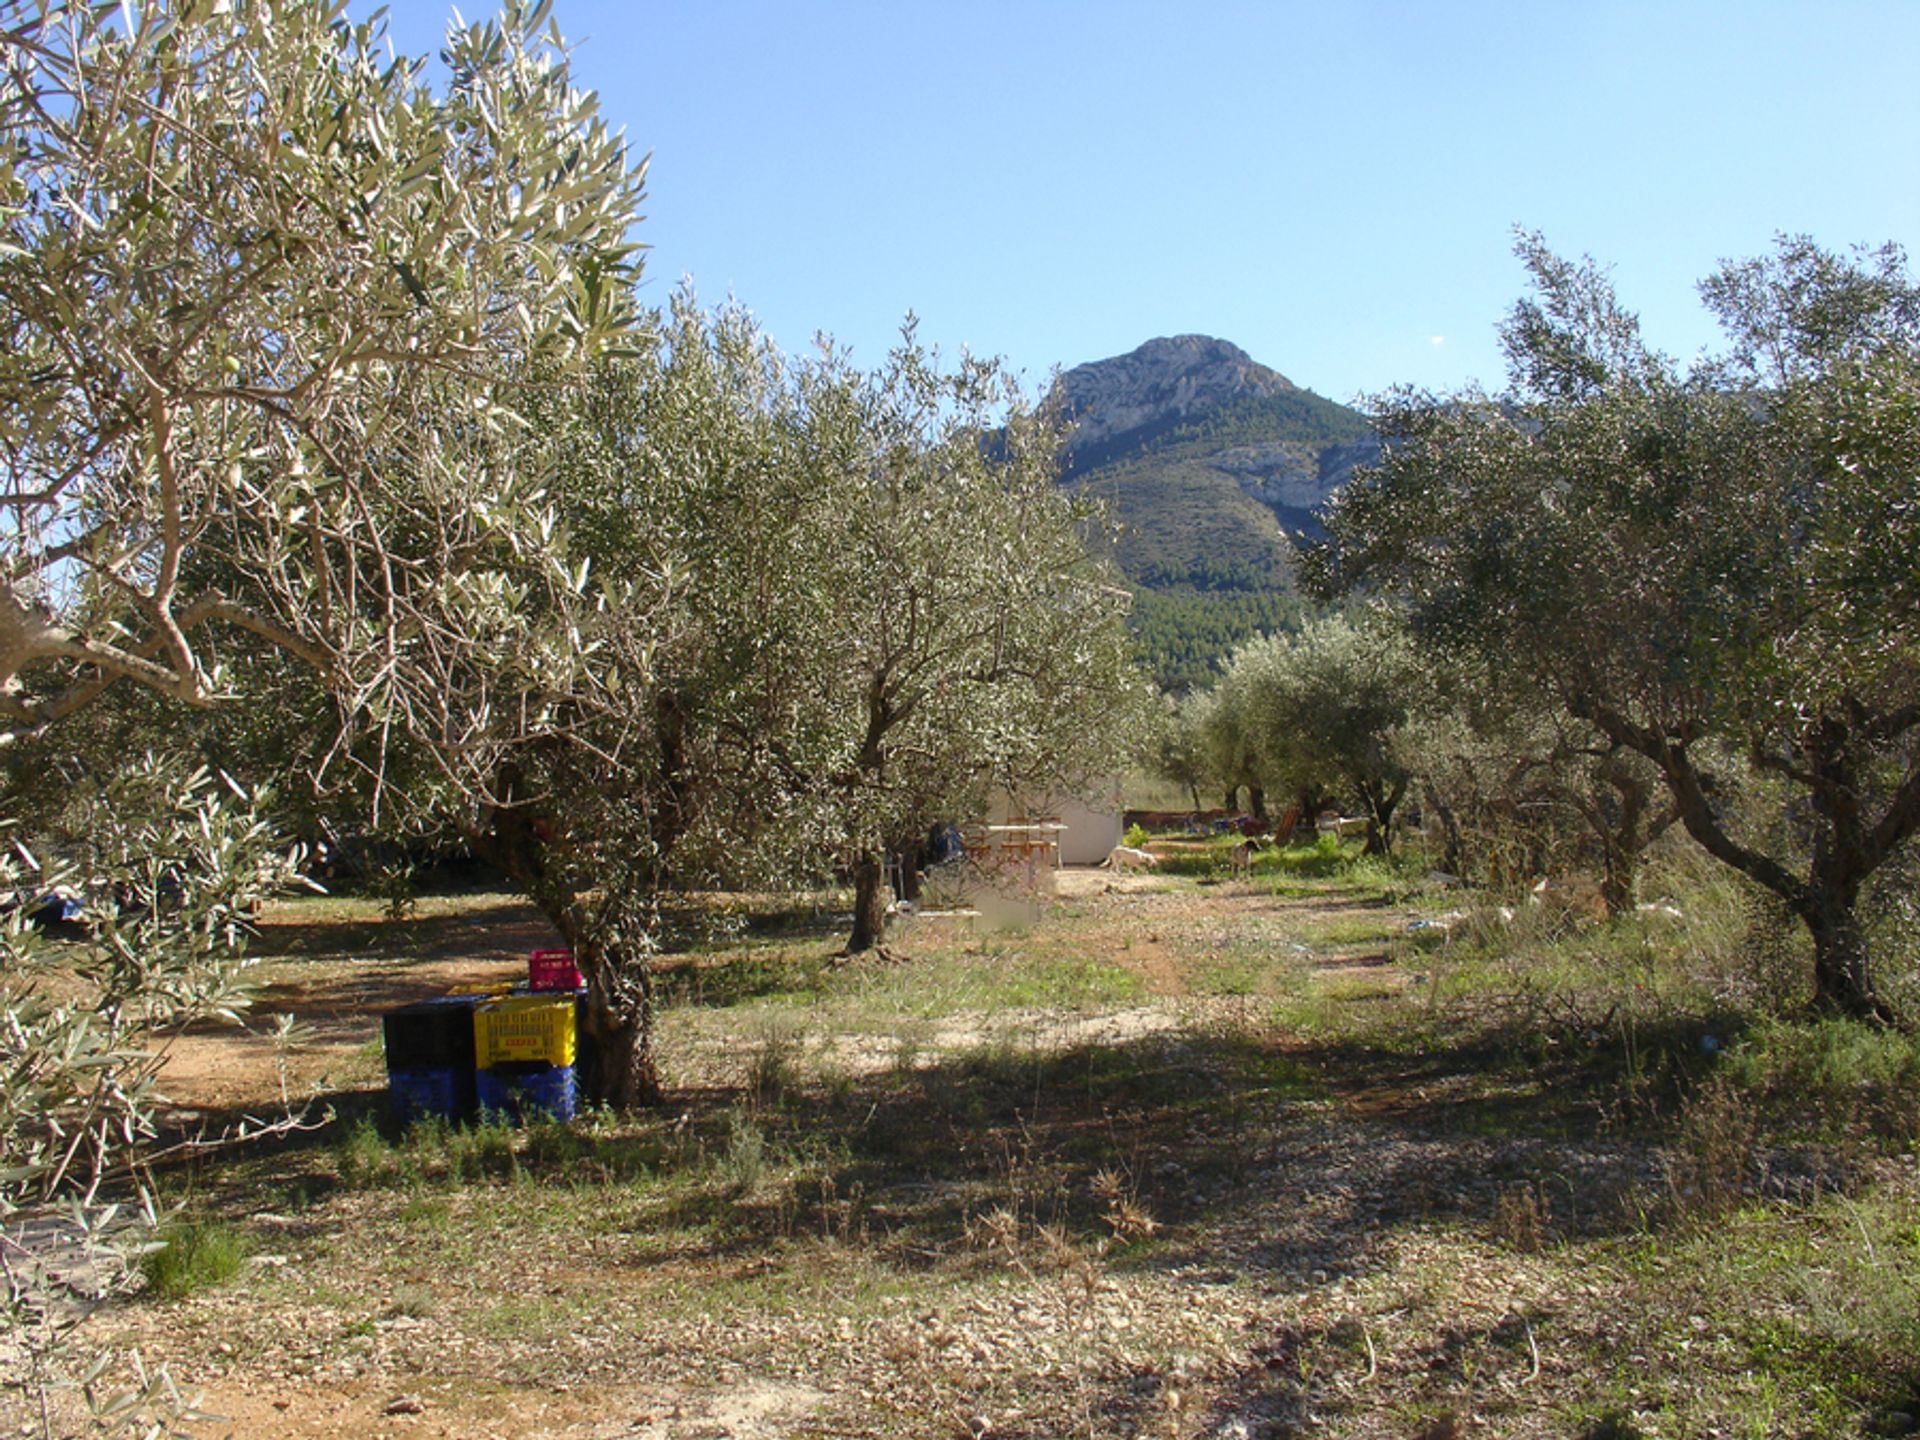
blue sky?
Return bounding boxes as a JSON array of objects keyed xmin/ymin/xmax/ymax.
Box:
[{"xmin": 373, "ymin": 1, "xmax": 1920, "ymax": 407}]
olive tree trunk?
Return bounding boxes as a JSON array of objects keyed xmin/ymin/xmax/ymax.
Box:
[
  {"xmin": 551, "ymin": 928, "xmax": 662, "ymax": 1108},
  {"xmin": 1583, "ymin": 701, "xmax": 1912, "ymax": 1021},
  {"xmin": 469, "ymin": 814, "xmax": 665, "ymax": 1108},
  {"xmin": 847, "ymin": 850, "xmax": 890, "ymax": 954}
]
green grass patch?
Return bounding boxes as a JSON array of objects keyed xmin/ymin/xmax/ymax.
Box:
[
  {"xmin": 140, "ymin": 1217, "xmax": 249, "ymax": 1301},
  {"xmin": 838, "ymin": 942, "xmax": 1145, "ymax": 1020},
  {"xmin": 332, "ymin": 1110, "xmax": 676, "ymax": 1193},
  {"xmin": 1314, "ymin": 914, "xmax": 1398, "ymax": 947}
]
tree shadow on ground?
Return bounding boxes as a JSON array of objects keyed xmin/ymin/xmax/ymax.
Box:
[
  {"xmin": 144, "ymin": 999, "xmax": 1910, "ymax": 1440},
  {"xmin": 249, "ymin": 897, "xmax": 559, "ymax": 963},
  {"xmin": 155, "ymin": 1013, "xmax": 1671, "ymax": 1249}
]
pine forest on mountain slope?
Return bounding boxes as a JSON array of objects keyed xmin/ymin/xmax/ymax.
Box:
[{"xmin": 1053, "ymin": 379, "xmax": 1378, "ymax": 689}]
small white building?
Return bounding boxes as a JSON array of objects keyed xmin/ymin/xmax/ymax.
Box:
[{"xmin": 985, "ymin": 783, "xmax": 1124, "ymax": 868}]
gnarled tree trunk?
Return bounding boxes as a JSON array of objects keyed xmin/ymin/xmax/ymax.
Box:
[
  {"xmin": 847, "ymin": 850, "xmax": 889, "ymax": 954},
  {"xmin": 1359, "ymin": 776, "xmax": 1406, "ymax": 856},
  {"xmin": 1574, "ymin": 758, "xmax": 1662, "ymax": 918},
  {"xmin": 554, "ymin": 928, "xmax": 662, "ymax": 1109},
  {"xmin": 1581, "ymin": 699, "xmax": 1911, "ymax": 1022},
  {"xmin": 1422, "ymin": 779, "xmax": 1463, "ymax": 877},
  {"xmin": 1801, "ymin": 894, "xmax": 1883, "ymax": 1022},
  {"xmin": 468, "ymin": 805, "xmax": 665, "ymax": 1108}
]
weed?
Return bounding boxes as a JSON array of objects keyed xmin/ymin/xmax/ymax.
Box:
[
  {"xmin": 1315, "ymin": 914, "xmax": 1398, "ymax": 947},
  {"xmin": 1664, "ymin": 1077, "xmax": 1760, "ymax": 1224},
  {"xmin": 397, "ymin": 1194, "xmax": 448, "ymax": 1227},
  {"xmin": 1491, "ymin": 1181, "xmax": 1552, "ymax": 1253},
  {"xmin": 139, "ymin": 1219, "xmax": 248, "ymax": 1301},
  {"xmin": 448, "ymin": 1117, "xmax": 520, "ymax": 1183},
  {"xmin": 520, "ymin": 1116, "xmax": 587, "ymax": 1173},
  {"xmin": 719, "ymin": 1109, "xmax": 768, "ymax": 1197},
  {"xmin": 335, "ymin": 1114, "xmax": 401, "ymax": 1190},
  {"xmin": 387, "ymin": 1282, "xmax": 438, "ymax": 1319},
  {"xmin": 1090, "ymin": 1166, "xmax": 1158, "ymax": 1245},
  {"xmin": 372, "ymin": 860, "xmax": 418, "ymax": 920},
  {"xmin": 745, "ymin": 1017, "xmax": 805, "ymax": 1108},
  {"xmin": 1580, "ymin": 1412, "xmax": 1647, "ymax": 1440},
  {"xmin": 1271, "ymin": 833, "xmax": 1360, "ymax": 880},
  {"xmin": 1718, "ymin": 1017, "xmax": 1920, "ymax": 1147}
]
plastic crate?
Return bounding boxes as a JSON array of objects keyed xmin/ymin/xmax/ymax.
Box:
[
  {"xmin": 446, "ymin": 980, "xmax": 514, "ymax": 998},
  {"xmin": 528, "ymin": 947, "xmax": 583, "ymax": 992},
  {"xmin": 474, "ymin": 994, "xmax": 576, "ymax": 1067},
  {"xmin": 387, "ymin": 1065, "xmax": 477, "ymax": 1125},
  {"xmin": 477, "ymin": 1062, "xmax": 577, "ymax": 1122},
  {"xmin": 383, "ymin": 995, "xmax": 480, "ymax": 1071}
]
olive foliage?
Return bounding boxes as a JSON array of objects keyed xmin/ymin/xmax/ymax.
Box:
[
  {"xmin": 0, "ymin": 0, "xmax": 642, "ymax": 751},
  {"xmin": 1312, "ymin": 234, "xmax": 1920, "ymax": 1018},
  {"xmin": 1210, "ymin": 613, "xmax": 1419, "ymax": 851}
]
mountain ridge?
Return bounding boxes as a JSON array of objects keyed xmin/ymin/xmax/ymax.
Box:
[{"xmin": 1048, "ymin": 334, "xmax": 1379, "ymax": 593}]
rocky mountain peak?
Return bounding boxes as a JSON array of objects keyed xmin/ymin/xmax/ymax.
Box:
[{"xmin": 1049, "ymin": 334, "xmax": 1298, "ymax": 460}]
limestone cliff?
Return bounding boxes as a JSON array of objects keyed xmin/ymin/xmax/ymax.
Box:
[
  {"xmin": 1048, "ymin": 336, "xmax": 1378, "ymax": 589},
  {"xmin": 1050, "ymin": 335, "xmax": 1299, "ymax": 464}
]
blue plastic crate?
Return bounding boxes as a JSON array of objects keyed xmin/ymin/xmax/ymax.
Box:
[
  {"xmin": 477, "ymin": 1062, "xmax": 577, "ymax": 1123},
  {"xmin": 387, "ymin": 1065, "xmax": 477, "ymax": 1125}
]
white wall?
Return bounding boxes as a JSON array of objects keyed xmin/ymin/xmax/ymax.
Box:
[{"xmin": 986, "ymin": 784, "xmax": 1124, "ymax": 867}]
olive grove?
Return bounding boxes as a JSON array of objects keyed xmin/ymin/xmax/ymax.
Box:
[
  {"xmin": 0, "ymin": 0, "xmax": 1144, "ymax": 1126},
  {"xmin": 1310, "ymin": 234, "xmax": 1920, "ymax": 1019}
]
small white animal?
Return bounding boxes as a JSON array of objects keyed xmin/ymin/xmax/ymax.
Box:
[{"xmin": 1104, "ymin": 844, "xmax": 1158, "ymax": 871}]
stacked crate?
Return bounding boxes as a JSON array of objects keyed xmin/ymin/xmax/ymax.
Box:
[
  {"xmin": 382, "ymin": 995, "xmax": 482, "ymax": 1124},
  {"xmin": 473, "ymin": 994, "xmax": 578, "ymax": 1121},
  {"xmin": 528, "ymin": 947, "xmax": 583, "ymax": 991}
]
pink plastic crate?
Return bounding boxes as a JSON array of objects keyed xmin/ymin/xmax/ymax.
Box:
[{"xmin": 528, "ymin": 947, "xmax": 583, "ymax": 992}]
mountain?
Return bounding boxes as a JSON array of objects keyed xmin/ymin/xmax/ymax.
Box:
[{"xmin": 1049, "ymin": 335, "xmax": 1378, "ymax": 593}]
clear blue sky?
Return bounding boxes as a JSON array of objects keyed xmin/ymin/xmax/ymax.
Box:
[{"xmin": 372, "ymin": 1, "xmax": 1920, "ymax": 407}]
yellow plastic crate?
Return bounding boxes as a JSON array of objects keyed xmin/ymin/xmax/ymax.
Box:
[
  {"xmin": 474, "ymin": 995, "xmax": 576, "ymax": 1067},
  {"xmin": 446, "ymin": 980, "xmax": 514, "ymax": 998}
]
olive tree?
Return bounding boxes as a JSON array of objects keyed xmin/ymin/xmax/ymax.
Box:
[
  {"xmin": 0, "ymin": 10, "xmax": 649, "ymax": 1411},
  {"xmin": 1220, "ymin": 613, "xmax": 1420, "ymax": 854},
  {"xmin": 0, "ymin": 749, "xmax": 308, "ymax": 1436},
  {"xmin": 1146, "ymin": 690, "xmax": 1212, "ymax": 813},
  {"xmin": 0, "ymin": 0, "xmax": 642, "ymax": 749},
  {"xmin": 785, "ymin": 330, "xmax": 1143, "ymax": 953},
  {"xmin": 433, "ymin": 302, "xmax": 837, "ymax": 1106},
  {"xmin": 0, "ymin": 0, "xmax": 652, "ymax": 1127},
  {"xmin": 1312, "ymin": 233, "xmax": 1920, "ymax": 1018},
  {"xmin": 1399, "ymin": 681, "xmax": 1675, "ymax": 912},
  {"xmin": 1192, "ymin": 675, "xmax": 1267, "ymax": 818},
  {"xmin": 347, "ymin": 306, "xmax": 1142, "ymax": 1094}
]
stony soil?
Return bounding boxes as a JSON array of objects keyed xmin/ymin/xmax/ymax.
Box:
[{"xmin": 14, "ymin": 869, "xmax": 1912, "ymax": 1440}]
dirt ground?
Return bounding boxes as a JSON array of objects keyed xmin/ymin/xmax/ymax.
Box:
[
  {"xmin": 155, "ymin": 894, "xmax": 564, "ymax": 1119},
  {"xmin": 151, "ymin": 869, "xmax": 1321, "ymax": 1119},
  {"xmin": 106, "ymin": 869, "xmax": 1448, "ymax": 1440},
  {"xmin": 20, "ymin": 866, "xmax": 1907, "ymax": 1440}
]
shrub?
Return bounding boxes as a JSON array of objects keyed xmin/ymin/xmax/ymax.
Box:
[{"xmin": 1718, "ymin": 1018, "xmax": 1920, "ymax": 1147}]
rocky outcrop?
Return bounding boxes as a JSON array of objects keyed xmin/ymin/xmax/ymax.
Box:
[
  {"xmin": 1049, "ymin": 335, "xmax": 1379, "ymax": 551},
  {"xmin": 1050, "ymin": 335, "xmax": 1297, "ymax": 462},
  {"xmin": 1208, "ymin": 442, "xmax": 1332, "ymax": 512}
]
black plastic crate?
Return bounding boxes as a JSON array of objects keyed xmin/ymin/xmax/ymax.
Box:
[{"xmin": 382, "ymin": 994, "xmax": 480, "ymax": 1071}]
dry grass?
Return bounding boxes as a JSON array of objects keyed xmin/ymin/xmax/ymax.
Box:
[{"xmin": 32, "ymin": 862, "xmax": 1920, "ymax": 1440}]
